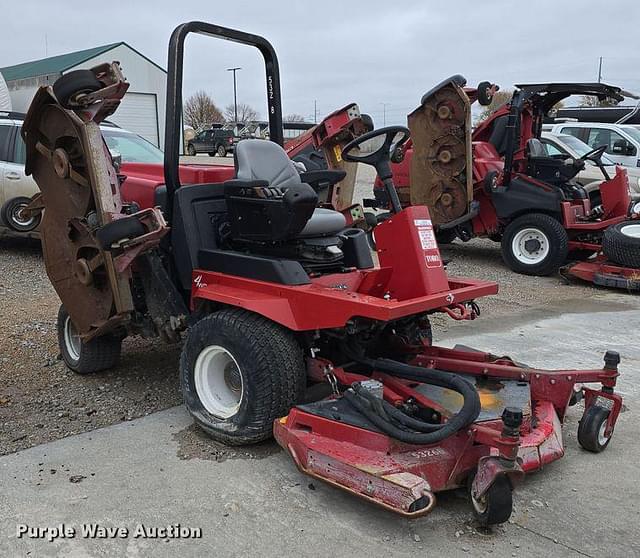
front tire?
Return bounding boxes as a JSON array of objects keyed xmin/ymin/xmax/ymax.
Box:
[
  {"xmin": 501, "ymin": 213, "xmax": 568, "ymax": 276},
  {"xmin": 187, "ymin": 144, "xmax": 196, "ymax": 156},
  {"xmin": 180, "ymin": 309, "xmax": 306, "ymax": 445},
  {"xmin": 57, "ymin": 305, "xmax": 121, "ymax": 374}
]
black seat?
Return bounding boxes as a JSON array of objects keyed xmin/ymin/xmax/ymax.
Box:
[
  {"xmin": 226, "ymin": 140, "xmax": 346, "ymax": 241},
  {"xmin": 524, "ymin": 139, "xmax": 586, "ymax": 201}
]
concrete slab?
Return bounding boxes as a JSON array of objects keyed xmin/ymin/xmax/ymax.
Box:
[{"xmin": 1, "ymin": 293, "xmax": 639, "ymax": 557}]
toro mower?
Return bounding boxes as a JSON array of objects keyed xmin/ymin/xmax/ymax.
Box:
[
  {"xmin": 371, "ymin": 77, "xmax": 640, "ymax": 289},
  {"xmin": 22, "ymin": 21, "xmax": 624, "ymax": 524}
]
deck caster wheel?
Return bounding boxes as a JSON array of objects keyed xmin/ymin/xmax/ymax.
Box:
[
  {"xmin": 57, "ymin": 305, "xmax": 122, "ymax": 374},
  {"xmin": 180, "ymin": 309, "xmax": 305, "ymax": 445},
  {"xmin": 577, "ymin": 405, "xmax": 612, "ymax": 453},
  {"xmin": 53, "ymin": 70, "xmax": 102, "ymax": 109},
  {"xmin": 469, "ymin": 474, "xmax": 513, "ymax": 526}
]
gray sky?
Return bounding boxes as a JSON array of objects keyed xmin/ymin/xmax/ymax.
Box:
[{"xmin": 2, "ymin": 0, "xmax": 639, "ymax": 125}]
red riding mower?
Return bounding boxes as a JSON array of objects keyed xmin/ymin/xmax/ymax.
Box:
[
  {"xmin": 22, "ymin": 22, "xmax": 624, "ymax": 524},
  {"xmin": 372, "ymin": 77, "xmax": 640, "ymax": 289}
]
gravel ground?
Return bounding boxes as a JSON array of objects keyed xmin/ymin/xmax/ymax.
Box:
[{"xmin": 0, "ymin": 162, "xmax": 602, "ymax": 456}]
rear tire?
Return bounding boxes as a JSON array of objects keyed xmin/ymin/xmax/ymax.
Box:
[
  {"xmin": 602, "ymin": 221, "xmax": 640, "ymax": 268},
  {"xmin": 57, "ymin": 305, "xmax": 121, "ymax": 374},
  {"xmin": 180, "ymin": 309, "xmax": 306, "ymax": 445},
  {"xmin": 187, "ymin": 144, "xmax": 196, "ymax": 156},
  {"xmin": 501, "ymin": 213, "xmax": 568, "ymax": 276},
  {"xmin": 53, "ymin": 70, "xmax": 102, "ymax": 109},
  {"xmin": 1, "ymin": 196, "xmax": 41, "ymax": 232},
  {"xmin": 436, "ymin": 229, "xmax": 457, "ymax": 245},
  {"xmin": 217, "ymin": 145, "xmax": 227, "ymax": 157}
]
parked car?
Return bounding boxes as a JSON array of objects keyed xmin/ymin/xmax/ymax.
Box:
[
  {"xmin": 541, "ymin": 132, "xmax": 640, "ymax": 201},
  {"xmin": 186, "ymin": 124, "xmax": 235, "ymax": 157},
  {"xmin": 0, "ymin": 111, "xmax": 39, "ymax": 232},
  {"xmin": 0, "ymin": 111, "xmax": 169, "ymax": 234},
  {"xmin": 543, "ymin": 121, "xmax": 640, "ymax": 168}
]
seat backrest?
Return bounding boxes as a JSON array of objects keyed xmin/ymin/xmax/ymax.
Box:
[
  {"xmin": 234, "ymin": 139, "xmax": 303, "ymax": 190},
  {"xmin": 488, "ymin": 115, "xmax": 509, "ymax": 156},
  {"xmin": 171, "ymin": 183, "xmax": 227, "ymax": 290}
]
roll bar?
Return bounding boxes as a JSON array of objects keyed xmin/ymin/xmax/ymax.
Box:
[{"xmin": 163, "ymin": 21, "xmax": 284, "ymax": 219}]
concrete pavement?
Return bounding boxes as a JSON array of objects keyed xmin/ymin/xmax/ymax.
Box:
[{"xmin": 1, "ymin": 292, "xmax": 639, "ymax": 557}]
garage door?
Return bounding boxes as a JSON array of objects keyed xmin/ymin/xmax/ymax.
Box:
[{"xmin": 108, "ymin": 92, "xmax": 159, "ymax": 147}]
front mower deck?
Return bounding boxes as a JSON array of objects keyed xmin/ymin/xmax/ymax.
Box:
[{"xmin": 274, "ymin": 345, "xmax": 623, "ymax": 518}]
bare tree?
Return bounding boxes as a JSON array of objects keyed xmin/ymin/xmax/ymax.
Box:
[
  {"xmin": 184, "ymin": 91, "xmax": 224, "ymax": 131},
  {"xmin": 579, "ymin": 95, "xmax": 618, "ymax": 108},
  {"xmin": 476, "ymin": 90, "xmax": 513, "ymax": 122},
  {"xmin": 284, "ymin": 113, "xmax": 307, "ymax": 122},
  {"xmin": 224, "ymin": 103, "xmax": 260, "ymax": 123}
]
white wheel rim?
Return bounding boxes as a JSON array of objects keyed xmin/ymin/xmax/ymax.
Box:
[
  {"xmin": 598, "ymin": 420, "xmax": 610, "ymax": 446},
  {"xmin": 511, "ymin": 228, "xmax": 550, "ymax": 265},
  {"xmin": 194, "ymin": 345, "xmax": 243, "ymax": 419},
  {"xmin": 620, "ymin": 224, "xmax": 640, "ymax": 239},
  {"xmin": 64, "ymin": 316, "xmax": 81, "ymax": 362}
]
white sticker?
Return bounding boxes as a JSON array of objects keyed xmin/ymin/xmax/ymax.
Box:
[
  {"xmin": 418, "ymin": 228, "xmax": 437, "ymax": 250},
  {"xmin": 414, "ymin": 219, "xmax": 432, "ymax": 227}
]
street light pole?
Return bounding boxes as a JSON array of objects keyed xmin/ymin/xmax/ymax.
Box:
[
  {"xmin": 597, "ymin": 56, "xmax": 603, "ymax": 83},
  {"xmin": 380, "ymin": 102, "xmax": 389, "ymax": 126},
  {"xmin": 227, "ymin": 67, "xmax": 242, "ymax": 124}
]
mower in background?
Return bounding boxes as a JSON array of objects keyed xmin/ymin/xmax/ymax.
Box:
[
  {"xmin": 22, "ymin": 22, "xmax": 624, "ymax": 525},
  {"xmin": 375, "ymin": 77, "xmax": 640, "ymax": 290}
]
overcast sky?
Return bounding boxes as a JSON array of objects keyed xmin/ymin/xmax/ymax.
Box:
[{"xmin": 2, "ymin": 0, "xmax": 639, "ymax": 125}]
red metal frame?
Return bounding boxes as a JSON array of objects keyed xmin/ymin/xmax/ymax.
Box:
[{"xmin": 191, "ymin": 206, "xmax": 497, "ymax": 331}]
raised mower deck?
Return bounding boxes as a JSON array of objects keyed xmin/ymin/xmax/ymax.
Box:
[{"xmin": 274, "ymin": 345, "xmax": 623, "ymax": 517}]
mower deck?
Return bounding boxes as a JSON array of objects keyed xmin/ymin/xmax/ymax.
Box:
[
  {"xmin": 274, "ymin": 345, "xmax": 623, "ymax": 518},
  {"xmin": 566, "ymin": 257, "xmax": 640, "ymax": 291}
]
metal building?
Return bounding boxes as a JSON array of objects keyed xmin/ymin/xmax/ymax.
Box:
[{"xmin": 0, "ymin": 43, "xmax": 166, "ymax": 148}]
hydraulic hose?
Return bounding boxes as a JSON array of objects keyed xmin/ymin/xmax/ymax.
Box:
[{"xmin": 341, "ymin": 351, "xmax": 481, "ymax": 445}]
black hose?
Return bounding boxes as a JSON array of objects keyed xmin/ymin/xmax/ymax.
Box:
[{"xmin": 341, "ymin": 350, "xmax": 481, "ymax": 445}]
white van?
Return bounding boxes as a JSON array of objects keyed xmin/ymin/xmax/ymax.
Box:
[{"xmin": 543, "ymin": 121, "xmax": 640, "ymax": 168}]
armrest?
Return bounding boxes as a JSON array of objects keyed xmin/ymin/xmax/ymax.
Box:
[
  {"xmin": 299, "ymin": 169, "xmax": 347, "ymax": 191},
  {"xmin": 224, "ymin": 179, "xmax": 276, "ymax": 199}
]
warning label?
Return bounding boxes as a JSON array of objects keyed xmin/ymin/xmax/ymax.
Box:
[{"xmin": 417, "ymin": 227, "xmax": 437, "ymax": 250}]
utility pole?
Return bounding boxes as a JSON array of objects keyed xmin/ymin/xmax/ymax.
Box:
[
  {"xmin": 227, "ymin": 67, "xmax": 242, "ymax": 124},
  {"xmin": 314, "ymin": 100, "xmax": 318, "ymax": 124},
  {"xmin": 380, "ymin": 102, "xmax": 389, "ymax": 126},
  {"xmin": 597, "ymin": 56, "xmax": 603, "ymax": 83}
]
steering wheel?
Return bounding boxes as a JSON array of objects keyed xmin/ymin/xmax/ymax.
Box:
[
  {"xmin": 342, "ymin": 126, "xmax": 410, "ymax": 173},
  {"xmin": 341, "ymin": 126, "xmax": 410, "ymax": 214},
  {"xmin": 578, "ymin": 145, "xmax": 611, "ymax": 181},
  {"xmin": 579, "ymin": 145, "xmax": 607, "ymax": 164}
]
